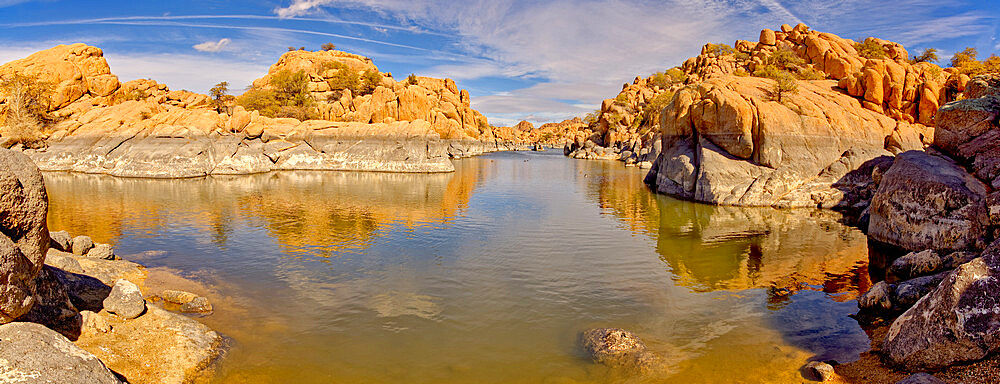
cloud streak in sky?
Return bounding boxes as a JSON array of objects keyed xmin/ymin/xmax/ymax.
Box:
[{"xmin": 193, "ymin": 38, "xmax": 230, "ymax": 52}]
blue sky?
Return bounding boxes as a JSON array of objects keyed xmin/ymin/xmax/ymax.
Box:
[{"xmin": 1, "ymin": 0, "xmax": 998, "ymax": 126}]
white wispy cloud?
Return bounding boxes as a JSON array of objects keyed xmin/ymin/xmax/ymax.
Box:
[
  {"xmin": 275, "ymin": 0, "xmax": 336, "ymax": 18},
  {"xmin": 193, "ymin": 38, "xmax": 231, "ymax": 52}
]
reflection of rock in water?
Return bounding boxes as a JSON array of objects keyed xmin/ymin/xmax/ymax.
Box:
[
  {"xmin": 586, "ymin": 162, "xmax": 871, "ymax": 298},
  {"xmin": 43, "ymin": 167, "xmax": 491, "ymax": 254},
  {"xmin": 369, "ymin": 291, "xmax": 442, "ymax": 320}
]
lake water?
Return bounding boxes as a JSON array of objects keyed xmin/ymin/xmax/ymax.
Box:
[{"xmin": 44, "ymin": 150, "xmax": 873, "ymax": 383}]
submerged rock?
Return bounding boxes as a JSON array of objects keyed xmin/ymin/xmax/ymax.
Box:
[
  {"xmin": 0, "ymin": 322, "xmax": 122, "ymax": 384},
  {"xmin": 180, "ymin": 296, "xmax": 213, "ymax": 313},
  {"xmin": 580, "ymin": 327, "xmax": 660, "ymax": 371},
  {"xmin": 103, "ymin": 279, "xmax": 146, "ymax": 319}
]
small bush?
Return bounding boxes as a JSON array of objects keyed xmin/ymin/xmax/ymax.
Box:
[
  {"xmin": 754, "ymin": 64, "xmax": 782, "ymax": 79},
  {"xmin": 705, "ymin": 43, "xmax": 735, "ymax": 56},
  {"xmin": 766, "ymin": 48, "xmax": 804, "ymax": 70},
  {"xmin": 321, "ymin": 43, "xmax": 336, "ymax": 51},
  {"xmin": 613, "ymin": 93, "xmax": 628, "ymax": 106},
  {"xmin": 734, "ymin": 51, "xmax": 750, "ymax": 61},
  {"xmin": 583, "ymin": 110, "xmax": 600, "ymax": 126},
  {"xmin": 734, "ymin": 68, "xmax": 750, "ymax": 77},
  {"xmin": 236, "ymin": 87, "xmax": 281, "ymax": 118},
  {"xmin": 0, "ymin": 72, "xmax": 53, "ymax": 148},
  {"xmin": 795, "ymin": 66, "xmax": 826, "ymax": 80},
  {"xmin": 407, "ymin": 73, "xmax": 418, "ymax": 85},
  {"xmin": 855, "ymin": 40, "xmax": 888, "ymax": 59},
  {"xmin": 359, "ymin": 69, "xmax": 382, "ymax": 95},
  {"xmin": 120, "ymin": 88, "xmax": 149, "ymax": 101}
]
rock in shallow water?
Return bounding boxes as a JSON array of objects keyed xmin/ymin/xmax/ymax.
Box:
[
  {"xmin": 180, "ymin": 296, "xmax": 213, "ymax": 313},
  {"xmin": 103, "ymin": 279, "xmax": 146, "ymax": 319},
  {"xmin": 580, "ymin": 328, "xmax": 660, "ymax": 371},
  {"xmin": 0, "ymin": 322, "xmax": 122, "ymax": 384}
]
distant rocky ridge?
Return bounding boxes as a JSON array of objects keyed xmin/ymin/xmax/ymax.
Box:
[{"xmin": 0, "ymin": 44, "xmax": 534, "ymax": 177}]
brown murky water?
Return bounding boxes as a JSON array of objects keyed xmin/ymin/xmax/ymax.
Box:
[{"xmin": 45, "ymin": 150, "xmax": 872, "ymax": 383}]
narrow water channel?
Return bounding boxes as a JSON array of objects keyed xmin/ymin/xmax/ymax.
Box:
[{"xmin": 44, "ymin": 150, "xmax": 872, "ymax": 383}]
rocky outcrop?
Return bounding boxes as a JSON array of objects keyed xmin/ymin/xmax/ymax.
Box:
[
  {"xmin": 646, "ymin": 75, "xmax": 912, "ymax": 207},
  {"xmin": 0, "ymin": 322, "xmax": 123, "ymax": 383},
  {"xmin": 0, "ymin": 149, "xmax": 50, "ymax": 323},
  {"xmin": 1, "ymin": 44, "xmax": 533, "ymax": 177}
]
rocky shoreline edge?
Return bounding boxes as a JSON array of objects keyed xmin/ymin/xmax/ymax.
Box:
[{"xmin": 1, "ymin": 149, "xmax": 226, "ymax": 383}]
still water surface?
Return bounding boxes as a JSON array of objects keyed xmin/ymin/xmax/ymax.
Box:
[{"xmin": 45, "ymin": 150, "xmax": 873, "ymax": 383}]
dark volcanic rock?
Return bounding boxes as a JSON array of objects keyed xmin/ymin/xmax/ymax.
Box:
[
  {"xmin": 0, "ymin": 322, "xmax": 122, "ymax": 383},
  {"xmin": 0, "ymin": 149, "xmax": 50, "ymax": 322}
]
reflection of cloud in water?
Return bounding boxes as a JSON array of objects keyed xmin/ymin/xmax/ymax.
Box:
[{"xmin": 369, "ymin": 291, "xmax": 442, "ymax": 320}]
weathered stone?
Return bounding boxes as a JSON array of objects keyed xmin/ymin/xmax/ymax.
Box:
[
  {"xmin": 160, "ymin": 289, "xmax": 199, "ymax": 304},
  {"xmin": 102, "ymin": 279, "xmax": 146, "ymax": 319},
  {"xmin": 892, "ymin": 271, "xmax": 948, "ymax": 309},
  {"xmin": 86, "ymin": 243, "xmax": 117, "ymax": 260},
  {"xmin": 72, "ymin": 235, "xmax": 95, "ymax": 255},
  {"xmin": 180, "ymin": 296, "xmax": 213, "ymax": 313},
  {"xmin": 888, "ymin": 250, "xmax": 941, "ymax": 281},
  {"xmin": 0, "ymin": 149, "xmax": 50, "ymax": 322},
  {"xmin": 802, "ymin": 361, "xmax": 835, "ymax": 382},
  {"xmin": 868, "ymin": 151, "xmax": 989, "ymax": 252},
  {"xmin": 49, "ymin": 230, "xmax": 72, "ymax": 252},
  {"xmin": 883, "ymin": 240, "xmax": 1000, "ymax": 371},
  {"xmin": 81, "ymin": 310, "xmax": 111, "ymax": 333},
  {"xmin": 759, "ymin": 29, "xmax": 776, "ymax": 45},
  {"xmin": 858, "ymin": 280, "xmax": 893, "ymax": 312},
  {"xmin": 0, "ymin": 322, "xmax": 122, "ymax": 384},
  {"xmin": 580, "ymin": 328, "xmax": 659, "ymax": 370},
  {"xmin": 45, "ymin": 248, "xmax": 84, "ymax": 273}
]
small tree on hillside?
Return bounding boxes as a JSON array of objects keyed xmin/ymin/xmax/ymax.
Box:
[
  {"xmin": 772, "ymin": 70, "xmax": 798, "ymax": 102},
  {"xmin": 321, "ymin": 43, "xmax": 336, "ymax": 51},
  {"xmin": 406, "ymin": 73, "xmax": 418, "ymax": 85},
  {"xmin": 287, "ymin": 46, "xmax": 296, "ymax": 52},
  {"xmin": 209, "ymin": 81, "xmax": 232, "ymax": 114},
  {"xmin": 911, "ymin": 48, "xmax": 940, "ymax": 63}
]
